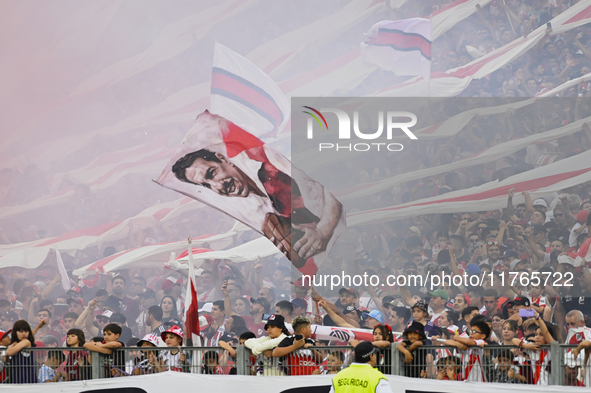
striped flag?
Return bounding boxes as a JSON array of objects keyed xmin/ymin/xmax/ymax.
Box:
[
  {"xmin": 210, "ymin": 43, "xmax": 290, "ymax": 138},
  {"xmin": 346, "ymin": 147, "xmax": 591, "ymax": 226},
  {"xmin": 361, "ymin": 18, "xmax": 431, "ymax": 81}
]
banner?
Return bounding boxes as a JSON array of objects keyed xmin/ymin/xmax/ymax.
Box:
[
  {"xmin": 72, "ymin": 232, "xmax": 237, "ymax": 278},
  {"xmin": 157, "ymin": 111, "xmax": 345, "ymax": 276},
  {"xmin": 347, "ymin": 147, "xmax": 591, "ymax": 226},
  {"xmin": 3, "ymin": 369, "xmax": 583, "ymax": 392},
  {"xmin": 0, "ymin": 197, "xmax": 204, "ymax": 270}
]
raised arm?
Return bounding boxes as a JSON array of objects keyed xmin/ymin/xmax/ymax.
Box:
[
  {"xmin": 6, "ymin": 339, "xmax": 31, "ymax": 356},
  {"xmin": 318, "ymin": 299, "xmax": 355, "ymax": 328}
]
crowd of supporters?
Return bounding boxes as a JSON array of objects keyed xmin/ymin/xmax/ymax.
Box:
[
  {"xmin": 1, "ymin": 186, "xmax": 591, "ymax": 384},
  {"xmin": 3, "ymin": 0, "xmax": 591, "ymax": 387}
]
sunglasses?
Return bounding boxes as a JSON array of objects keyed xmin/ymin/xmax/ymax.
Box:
[
  {"xmin": 487, "ymin": 241, "xmax": 499, "ymax": 246},
  {"xmin": 554, "ymin": 213, "xmax": 564, "ymax": 217},
  {"xmin": 468, "ymin": 329, "xmax": 483, "ymax": 335},
  {"xmin": 469, "ymin": 238, "xmax": 479, "ymax": 243}
]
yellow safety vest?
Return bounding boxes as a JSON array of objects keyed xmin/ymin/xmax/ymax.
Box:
[{"xmin": 332, "ymin": 363, "xmax": 387, "ymax": 393}]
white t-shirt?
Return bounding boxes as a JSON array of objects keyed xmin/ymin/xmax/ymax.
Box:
[{"xmin": 569, "ymin": 223, "xmax": 588, "ymax": 247}]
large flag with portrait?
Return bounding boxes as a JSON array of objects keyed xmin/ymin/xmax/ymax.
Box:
[{"xmin": 156, "ymin": 110, "xmax": 345, "ymax": 276}]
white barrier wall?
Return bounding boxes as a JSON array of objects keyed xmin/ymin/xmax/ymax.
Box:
[{"xmin": 4, "ymin": 371, "xmax": 587, "ymax": 393}]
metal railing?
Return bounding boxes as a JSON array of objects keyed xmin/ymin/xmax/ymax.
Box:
[
  {"xmin": 0, "ymin": 343, "xmax": 588, "ymax": 385},
  {"xmin": 388, "ymin": 342, "xmax": 588, "ymax": 386}
]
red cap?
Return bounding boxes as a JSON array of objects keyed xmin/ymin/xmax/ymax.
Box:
[
  {"xmin": 161, "ymin": 325, "xmax": 183, "ymax": 341},
  {"xmin": 37, "ymin": 269, "xmax": 50, "ymax": 277},
  {"xmin": 462, "ymin": 293, "xmax": 471, "ymax": 306},
  {"xmin": 577, "ymin": 211, "xmax": 589, "ymax": 223}
]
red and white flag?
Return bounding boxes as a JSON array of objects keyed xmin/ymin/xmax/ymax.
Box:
[
  {"xmin": 347, "ymin": 147, "xmax": 591, "ymax": 225},
  {"xmin": 361, "ymin": 18, "xmax": 431, "ymax": 81},
  {"xmin": 156, "ymin": 111, "xmax": 345, "ymax": 276},
  {"xmin": 184, "ymin": 239, "xmax": 202, "ymax": 346}
]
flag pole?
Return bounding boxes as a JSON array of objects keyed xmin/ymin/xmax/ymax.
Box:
[{"xmin": 427, "ymin": 15, "xmax": 432, "ymax": 99}]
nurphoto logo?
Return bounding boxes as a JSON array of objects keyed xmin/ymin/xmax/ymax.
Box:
[{"xmin": 302, "ymin": 106, "xmax": 418, "ymax": 152}]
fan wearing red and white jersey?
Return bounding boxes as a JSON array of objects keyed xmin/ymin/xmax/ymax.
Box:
[
  {"xmin": 272, "ymin": 316, "xmax": 323, "ymax": 375},
  {"xmin": 443, "ymin": 320, "xmax": 491, "ymax": 382},
  {"xmin": 158, "ymin": 325, "xmax": 188, "ymax": 372},
  {"xmin": 523, "ymin": 313, "xmax": 555, "ymax": 386},
  {"xmin": 565, "ymin": 310, "xmax": 591, "ymax": 386}
]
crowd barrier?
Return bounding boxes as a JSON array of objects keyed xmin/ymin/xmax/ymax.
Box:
[{"xmin": 1, "ymin": 343, "xmax": 588, "ymax": 387}]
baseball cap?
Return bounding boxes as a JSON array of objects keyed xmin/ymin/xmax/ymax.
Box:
[
  {"xmin": 161, "ymin": 276, "xmax": 183, "ymax": 291},
  {"xmin": 199, "ymin": 315, "xmax": 213, "ymax": 330},
  {"xmin": 291, "ymin": 298, "xmax": 307, "ymax": 310},
  {"xmin": 429, "ymin": 289, "xmax": 449, "ymax": 302},
  {"xmin": 577, "ymin": 211, "xmax": 590, "ymax": 223},
  {"xmin": 510, "ymin": 259, "xmax": 524, "ymax": 271},
  {"xmin": 199, "ymin": 302, "xmax": 213, "ymax": 313},
  {"xmin": 138, "ymin": 289, "xmax": 156, "ymax": 299},
  {"xmin": 354, "ymin": 341, "xmax": 377, "ymax": 363},
  {"xmin": 33, "ymin": 281, "xmax": 47, "ymax": 291},
  {"xmin": 0, "ymin": 329, "xmax": 11, "ymax": 341},
  {"xmin": 343, "ymin": 306, "xmax": 363, "ymax": 319},
  {"xmin": 161, "ymin": 325, "xmax": 183, "ymax": 341},
  {"xmin": 362, "ymin": 309, "xmax": 385, "ymax": 324},
  {"xmin": 99, "ymin": 310, "xmax": 114, "ymax": 319},
  {"xmin": 501, "ymin": 250, "xmax": 519, "ymax": 259},
  {"xmin": 339, "ymin": 287, "xmax": 359, "ymax": 298},
  {"xmin": 249, "ymin": 297, "xmax": 271, "ymax": 314},
  {"xmin": 411, "ymin": 299, "xmax": 429, "ymax": 314},
  {"xmin": 533, "ymin": 199, "xmax": 548, "ymax": 208},
  {"xmin": 104, "ymin": 296, "xmax": 122, "ymax": 310},
  {"xmin": 137, "ymin": 333, "xmax": 159, "ymax": 347},
  {"xmin": 465, "ymin": 263, "xmax": 481, "ymax": 276},
  {"xmin": 264, "ymin": 314, "xmax": 286, "ymax": 331},
  {"xmin": 110, "ymin": 313, "xmax": 127, "ymax": 324},
  {"xmin": 1, "ymin": 311, "xmax": 18, "ymax": 322},
  {"xmin": 514, "ymin": 296, "xmax": 530, "ymax": 307},
  {"xmin": 515, "ymin": 219, "xmax": 529, "ymax": 228},
  {"xmin": 408, "ymin": 226, "xmax": 421, "ymax": 237},
  {"xmin": 42, "ymin": 335, "xmax": 59, "ymax": 346},
  {"xmin": 67, "ymin": 286, "xmax": 82, "ymax": 295},
  {"xmin": 36, "ymin": 269, "xmax": 50, "ymax": 278},
  {"xmin": 67, "ymin": 297, "xmax": 84, "ymax": 307}
]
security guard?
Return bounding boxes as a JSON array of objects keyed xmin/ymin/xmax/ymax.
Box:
[{"xmin": 329, "ymin": 341, "xmax": 391, "ymax": 393}]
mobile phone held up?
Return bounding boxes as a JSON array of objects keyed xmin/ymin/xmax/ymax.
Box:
[
  {"xmin": 519, "ymin": 308, "xmax": 535, "ymax": 318},
  {"xmin": 295, "ymin": 334, "xmax": 303, "ymax": 341}
]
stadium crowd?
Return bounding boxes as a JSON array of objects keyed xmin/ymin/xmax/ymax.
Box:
[
  {"xmin": 3, "ymin": 0, "xmax": 591, "ymax": 387},
  {"xmin": 1, "ymin": 185, "xmax": 591, "ymax": 383}
]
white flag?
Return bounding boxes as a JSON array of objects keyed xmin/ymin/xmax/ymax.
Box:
[
  {"xmin": 54, "ymin": 248, "xmax": 71, "ymax": 291},
  {"xmin": 361, "ymin": 18, "xmax": 431, "ymax": 81},
  {"xmin": 210, "ymin": 43, "xmax": 290, "ymax": 138}
]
